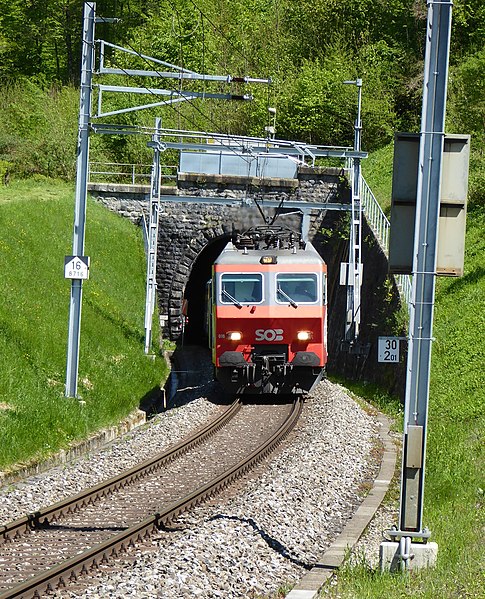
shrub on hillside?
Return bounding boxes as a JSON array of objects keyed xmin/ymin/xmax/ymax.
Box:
[
  {"xmin": 0, "ymin": 80, "xmax": 78, "ymax": 180},
  {"xmin": 447, "ymin": 49, "xmax": 485, "ymax": 210}
]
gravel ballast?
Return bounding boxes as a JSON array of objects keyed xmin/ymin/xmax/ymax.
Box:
[{"xmin": 0, "ymin": 378, "xmax": 382, "ymax": 598}]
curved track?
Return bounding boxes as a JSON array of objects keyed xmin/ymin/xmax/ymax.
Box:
[{"xmin": 0, "ymin": 397, "xmax": 302, "ymax": 599}]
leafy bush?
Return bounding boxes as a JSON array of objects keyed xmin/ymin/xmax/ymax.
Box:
[
  {"xmin": 278, "ymin": 51, "xmax": 357, "ymax": 145},
  {"xmin": 0, "ymin": 80, "xmax": 78, "ymax": 180},
  {"xmin": 447, "ymin": 49, "xmax": 485, "ymax": 210}
]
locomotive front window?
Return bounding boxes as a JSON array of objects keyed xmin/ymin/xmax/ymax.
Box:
[
  {"xmin": 276, "ymin": 273, "xmax": 318, "ymax": 303},
  {"xmin": 220, "ymin": 274, "xmax": 263, "ymax": 304}
]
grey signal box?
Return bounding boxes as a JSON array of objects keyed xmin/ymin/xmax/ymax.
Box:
[{"xmin": 389, "ymin": 133, "xmax": 470, "ymax": 276}]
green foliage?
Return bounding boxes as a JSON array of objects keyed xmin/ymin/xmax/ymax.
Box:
[
  {"xmin": 0, "ymin": 159, "xmax": 10, "ymax": 181},
  {"xmin": 279, "ymin": 52, "xmax": 356, "ymax": 145},
  {"xmin": 362, "ymin": 142, "xmax": 395, "ymax": 214},
  {"xmin": 355, "ymin": 42, "xmax": 401, "ymax": 150},
  {"xmin": 447, "ymin": 49, "xmax": 485, "ymax": 140},
  {"xmin": 0, "ymin": 80, "xmax": 79, "ymax": 179},
  {"xmin": 0, "ymin": 0, "xmax": 84, "ymax": 84},
  {"xmin": 283, "ymin": 0, "xmax": 424, "ymax": 62},
  {"xmin": 451, "ymin": 0, "xmax": 485, "ymax": 56},
  {"xmin": 0, "ymin": 180, "xmax": 167, "ymax": 468},
  {"xmin": 0, "ymin": 0, "xmax": 483, "ymax": 172},
  {"xmin": 447, "ymin": 48, "xmax": 485, "ymax": 210}
]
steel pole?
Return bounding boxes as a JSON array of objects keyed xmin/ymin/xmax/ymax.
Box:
[
  {"xmin": 399, "ymin": 0, "xmax": 453, "ymax": 535},
  {"xmin": 352, "ymin": 80, "xmax": 363, "ymax": 339},
  {"xmin": 65, "ymin": 2, "xmax": 96, "ymax": 397}
]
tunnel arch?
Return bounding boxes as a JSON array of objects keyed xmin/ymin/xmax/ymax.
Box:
[
  {"xmin": 91, "ymin": 168, "xmax": 406, "ymax": 395},
  {"xmin": 166, "ymin": 229, "xmax": 231, "ymax": 342},
  {"xmin": 182, "ymin": 235, "xmax": 230, "ymax": 343},
  {"xmin": 149, "ymin": 169, "xmax": 347, "ymax": 342},
  {"xmin": 163, "ymin": 210, "xmax": 332, "ymax": 344}
]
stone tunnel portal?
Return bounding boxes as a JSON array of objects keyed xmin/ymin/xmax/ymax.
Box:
[{"xmin": 89, "ymin": 166, "xmax": 407, "ymax": 396}]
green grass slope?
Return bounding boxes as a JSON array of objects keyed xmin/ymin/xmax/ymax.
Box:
[{"xmin": 0, "ymin": 180, "xmax": 167, "ymax": 470}]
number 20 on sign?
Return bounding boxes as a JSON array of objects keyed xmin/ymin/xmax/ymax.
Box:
[{"xmin": 378, "ymin": 336, "xmax": 400, "ymax": 363}]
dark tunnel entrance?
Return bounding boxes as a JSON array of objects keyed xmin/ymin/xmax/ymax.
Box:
[{"xmin": 183, "ymin": 236, "xmax": 230, "ymax": 344}]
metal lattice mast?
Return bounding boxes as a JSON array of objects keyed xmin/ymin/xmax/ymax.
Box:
[
  {"xmin": 344, "ymin": 79, "xmax": 363, "ymax": 342},
  {"xmin": 144, "ymin": 119, "xmax": 162, "ymax": 354},
  {"xmin": 65, "ymin": 2, "xmax": 95, "ymax": 398}
]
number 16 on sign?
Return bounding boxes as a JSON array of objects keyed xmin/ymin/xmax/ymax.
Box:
[
  {"xmin": 64, "ymin": 256, "xmax": 90, "ymax": 280},
  {"xmin": 378, "ymin": 336, "xmax": 400, "ymax": 363}
]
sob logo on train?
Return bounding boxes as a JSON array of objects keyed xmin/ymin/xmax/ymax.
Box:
[{"xmin": 255, "ymin": 328, "xmax": 284, "ymax": 341}]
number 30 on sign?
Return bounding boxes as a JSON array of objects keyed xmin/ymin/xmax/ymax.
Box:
[{"xmin": 378, "ymin": 337, "xmax": 400, "ymax": 363}]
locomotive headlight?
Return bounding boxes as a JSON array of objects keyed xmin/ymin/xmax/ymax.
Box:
[
  {"xmin": 227, "ymin": 331, "xmax": 242, "ymax": 341},
  {"xmin": 297, "ymin": 330, "xmax": 312, "ymax": 341}
]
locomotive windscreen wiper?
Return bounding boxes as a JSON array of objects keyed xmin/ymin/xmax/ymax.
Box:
[
  {"xmin": 277, "ymin": 286, "xmax": 298, "ymax": 309},
  {"xmin": 221, "ymin": 288, "xmax": 242, "ymax": 308}
]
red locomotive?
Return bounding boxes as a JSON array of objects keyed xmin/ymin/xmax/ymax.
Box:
[{"xmin": 207, "ymin": 226, "xmax": 327, "ymax": 395}]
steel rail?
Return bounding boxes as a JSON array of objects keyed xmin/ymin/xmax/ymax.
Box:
[
  {"xmin": 0, "ymin": 398, "xmax": 302, "ymax": 599},
  {"xmin": 0, "ymin": 399, "xmax": 241, "ymax": 544}
]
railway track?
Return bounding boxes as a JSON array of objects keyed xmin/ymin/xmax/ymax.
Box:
[{"xmin": 0, "ymin": 397, "xmax": 302, "ymax": 599}]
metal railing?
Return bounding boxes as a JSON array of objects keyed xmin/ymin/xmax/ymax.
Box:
[
  {"xmin": 361, "ymin": 176, "xmax": 389, "ymax": 251},
  {"xmin": 88, "ymin": 162, "xmax": 177, "ymax": 185},
  {"xmin": 361, "ymin": 176, "xmax": 412, "ymax": 309}
]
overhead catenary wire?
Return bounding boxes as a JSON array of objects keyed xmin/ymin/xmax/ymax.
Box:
[
  {"xmin": 186, "ymin": 0, "xmax": 276, "ymax": 120},
  {"xmin": 92, "ymin": 12, "xmax": 264, "ymax": 166},
  {"xmin": 95, "ymin": 2, "xmax": 273, "ymax": 106},
  {"xmin": 92, "ymin": 9, "xmax": 297, "ymax": 225},
  {"xmin": 186, "ymin": 0, "xmax": 249, "ymax": 67},
  {"xmin": 93, "ymin": 47, "xmax": 254, "ymax": 166}
]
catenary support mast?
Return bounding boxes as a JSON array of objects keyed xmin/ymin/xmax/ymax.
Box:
[
  {"xmin": 144, "ymin": 119, "xmax": 162, "ymax": 354},
  {"xmin": 397, "ymin": 0, "xmax": 453, "ymax": 541},
  {"xmin": 65, "ymin": 2, "xmax": 96, "ymax": 398},
  {"xmin": 65, "ymin": 2, "xmax": 271, "ymax": 396},
  {"xmin": 342, "ymin": 79, "xmax": 363, "ymax": 344}
]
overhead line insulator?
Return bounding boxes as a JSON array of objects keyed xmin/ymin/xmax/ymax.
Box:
[
  {"xmin": 228, "ymin": 76, "xmax": 272, "ymax": 85},
  {"xmin": 231, "ymin": 94, "xmax": 253, "ymax": 101}
]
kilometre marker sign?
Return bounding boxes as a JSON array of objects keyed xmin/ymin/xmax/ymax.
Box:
[{"xmin": 64, "ymin": 256, "xmax": 90, "ymax": 280}]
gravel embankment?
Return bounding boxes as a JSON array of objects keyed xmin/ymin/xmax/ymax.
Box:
[{"xmin": 0, "ymin": 378, "xmax": 381, "ymax": 598}]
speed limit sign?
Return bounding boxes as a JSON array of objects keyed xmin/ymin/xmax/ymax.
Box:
[{"xmin": 378, "ymin": 337, "xmax": 400, "ymax": 363}]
